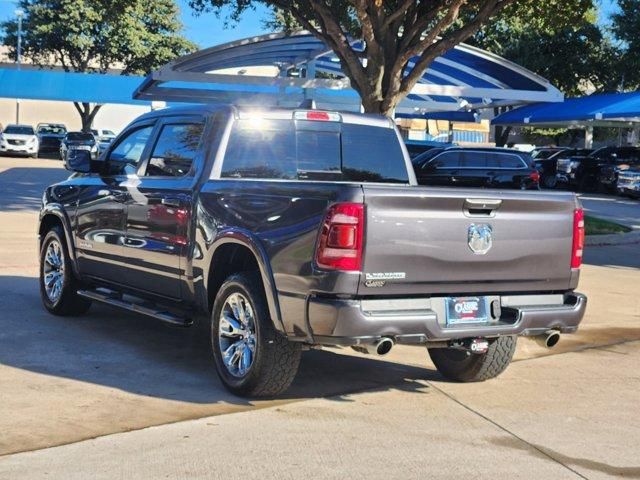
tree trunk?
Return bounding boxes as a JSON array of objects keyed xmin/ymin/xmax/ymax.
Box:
[{"xmin": 73, "ymin": 102, "xmax": 103, "ymax": 133}]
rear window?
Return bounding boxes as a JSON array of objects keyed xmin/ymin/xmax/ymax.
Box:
[
  {"xmin": 67, "ymin": 132, "xmax": 94, "ymax": 141},
  {"xmin": 221, "ymin": 119, "xmax": 409, "ymax": 183}
]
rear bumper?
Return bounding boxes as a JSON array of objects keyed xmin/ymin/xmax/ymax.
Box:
[{"xmin": 308, "ymin": 292, "xmax": 587, "ymax": 346}]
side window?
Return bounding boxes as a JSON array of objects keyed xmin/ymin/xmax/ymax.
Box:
[
  {"xmin": 461, "ymin": 151, "xmax": 488, "ymax": 168},
  {"xmin": 432, "ymin": 152, "xmax": 461, "ymax": 168},
  {"xmin": 146, "ymin": 123, "xmax": 204, "ymax": 177},
  {"xmin": 105, "ymin": 126, "xmax": 153, "ymax": 176},
  {"xmin": 497, "ymin": 154, "xmax": 526, "ymax": 169}
]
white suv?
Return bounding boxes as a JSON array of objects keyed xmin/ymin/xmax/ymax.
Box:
[{"xmin": 0, "ymin": 124, "xmax": 39, "ymax": 157}]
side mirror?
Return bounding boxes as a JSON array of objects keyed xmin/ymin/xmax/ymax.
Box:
[{"xmin": 64, "ymin": 149, "xmax": 92, "ymax": 173}]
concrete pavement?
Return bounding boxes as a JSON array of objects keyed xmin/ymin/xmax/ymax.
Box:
[
  {"xmin": 1, "ymin": 157, "xmax": 639, "ymax": 478},
  {"xmin": 579, "ymin": 193, "xmax": 640, "ymax": 230},
  {"xmin": 1, "ymin": 341, "xmax": 639, "ymax": 480}
]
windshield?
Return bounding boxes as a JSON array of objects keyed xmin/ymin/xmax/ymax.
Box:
[
  {"xmin": 38, "ymin": 125, "xmax": 66, "ymax": 135},
  {"xmin": 589, "ymin": 147, "xmax": 614, "ymax": 158},
  {"xmin": 67, "ymin": 132, "xmax": 94, "ymax": 141},
  {"xmin": 412, "ymin": 148, "xmax": 445, "ymax": 167},
  {"xmin": 4, "ymin": 126, "xmax": 35, "ymax": 135}
]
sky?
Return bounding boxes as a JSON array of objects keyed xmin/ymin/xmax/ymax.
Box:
[{"xmin": 0, "ymin": 0, "xmax": 623, "ymax": 49}]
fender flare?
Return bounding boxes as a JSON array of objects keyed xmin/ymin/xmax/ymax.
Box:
[
  {"xmin": 39, "ymin": 204, "xmax": 80, "ymax": 277},
  {"xmin": 208, "ymin": 230, "xmax": 285, "ymax": 334}
]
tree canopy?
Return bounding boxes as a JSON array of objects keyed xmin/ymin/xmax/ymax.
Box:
[
  {"xmin": 190, "ymin": 0, "xmax": 519, "ymax": 115},
  {"xmin": 470, "ymin": 0, "xmax": 622, "ymax": 97},
  {"xmin": 2, "ymin": 0, "xmax": 197, "ymax": 131},
  {"xmin": 612, "ymin": 0, "xmax": 640, "ymax": 90}
]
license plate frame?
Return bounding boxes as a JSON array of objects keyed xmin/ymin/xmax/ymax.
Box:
[{"xmin": 445, "ymin": 296, "xmax": 490, "ymax": 326}]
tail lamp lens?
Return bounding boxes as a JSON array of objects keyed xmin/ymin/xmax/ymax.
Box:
[
  {"xmin": 315, "ymin": 203, "xmax": 364, "ymax": 271},
  {"xmin": 571, "ymin": 208, "xmax": 585, "ymax": 268}
]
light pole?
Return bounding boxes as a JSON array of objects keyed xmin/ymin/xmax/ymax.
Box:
[{"xmin": 15, "ymin": 8, "xmax": 24, "ymax": 124}]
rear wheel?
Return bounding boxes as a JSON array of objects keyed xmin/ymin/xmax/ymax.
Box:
[
  {"xmin": 542, "ymin": 174, "xmax": 558, "ymax": 189},
  {"xmin": 211, "ymin": 273, "xmax": 301, "ymax": 397},
  {"xmin": 428, "ymin": 335, "xmax": 517, "ymax": 382},
  {"xmin": 39, "ymin": 227, "xmax": 92, "ymax": 316}
]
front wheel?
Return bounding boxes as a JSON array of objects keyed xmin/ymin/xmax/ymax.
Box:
[
  {"xmin": 428, "ymin": 335, "xmax": 517, "ymax": 382},
  {"xmin": 211, "ymin": 273, "xmax": 301, "ymax": 397},
  {"xmin": 40, "ymin": 227, "xmax": 92, "ymax": 316}
]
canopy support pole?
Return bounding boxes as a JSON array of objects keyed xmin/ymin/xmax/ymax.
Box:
[{"xmin": 584, "ymin": 126, "xmax": 593, "ymax": 149}]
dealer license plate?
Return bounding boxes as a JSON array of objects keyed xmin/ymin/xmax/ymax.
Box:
[{"xmin": 445, "ymin": 297, "xmax": 490, "ymax": 326}]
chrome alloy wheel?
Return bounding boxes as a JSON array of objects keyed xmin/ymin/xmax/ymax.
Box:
[
  {"xmin": 218, "ymin": 292, "xmax": 257, "ymax": 378},
  {"xmin": 43, "ymin": 240, "xmax": 65, "ymax": 303}
]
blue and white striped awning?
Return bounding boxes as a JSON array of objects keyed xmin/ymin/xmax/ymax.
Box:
[{"xmin": 135, "ymin": 31, "xmax": 562, "ymax": 114}]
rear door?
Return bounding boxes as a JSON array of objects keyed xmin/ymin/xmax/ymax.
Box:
[
  {"xmin": 359, "ymin": 186, "xmax": 576, "ymax": 296},
  {"xmin": 122, "ymin": 115, "xmax": 207, "ymax": 299}
]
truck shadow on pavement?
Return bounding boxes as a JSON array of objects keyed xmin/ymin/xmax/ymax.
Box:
[
  {"xmin": 0, "ymin": 275, "xmax": 437, "ymax": 406},
  {"xmin": 490, "ymin": 436, "xmax": 640, "ymax": 478},
  {"xmin": 0, "ymin": 167, "xmax": 70, "ymax": 211}
]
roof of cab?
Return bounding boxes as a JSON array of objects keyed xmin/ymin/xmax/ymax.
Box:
[{"xmin": 134, "ymin": 104, "xmax": 394, "ymax": 128}]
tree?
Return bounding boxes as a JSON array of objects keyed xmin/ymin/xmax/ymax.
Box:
[
  {"xmin": 612, "ymin": 0, "xmax": 640, "ymax": 90},
  {"xmin": 190, "ymin": 0, "xmax": 522, "ymax": 116},
  {"xmin": 2, "ymin": 0, "xmax": 197, "ymax": 131},
  {"xmin": 468, "ymin": 0, "xmax": 622, "ymax": 145}
]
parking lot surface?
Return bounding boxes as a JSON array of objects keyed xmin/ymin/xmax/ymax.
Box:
[{"xmin": 1, "ymin": 157, "xmax": 639, "ymax": 478}]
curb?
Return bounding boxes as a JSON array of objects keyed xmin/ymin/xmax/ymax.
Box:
[{"xmin": 586, "ymin": 230, "xmax": 640, "ymax": 247}]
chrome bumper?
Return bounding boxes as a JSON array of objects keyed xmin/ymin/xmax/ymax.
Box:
[{"xmin": 308, "ymin": 292, "xmax": 587, "ymax": 346}]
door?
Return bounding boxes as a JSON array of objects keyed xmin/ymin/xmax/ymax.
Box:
[
  {"xmin": 75, "ymin": 123, "xmax": 155, "ymax": 284},
  {"xmin": 122, "ymin": 118, "xmax": 206, "ymax": 299}
]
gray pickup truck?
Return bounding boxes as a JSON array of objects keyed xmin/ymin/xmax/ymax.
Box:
[{"xmin": 39, "ymin": 105, "xmax": 587, "ymax": 397}]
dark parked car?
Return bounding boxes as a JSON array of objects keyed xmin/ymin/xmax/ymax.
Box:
[
  {"xmin": 404, "ymin": 139, "xmax": 456, "ymax": 158},
  {"xmin": 535, "ymin": 148, "xmax": 592, "ymax": 189},
  {"xmin": 412, "ymin": 147, "xmax": 540, "ymax": 189},
  {"xmin": 598, "ymin": 157, "xmax": 640, "ymax": 193},
  {"xmin": 37, "ymin": 123, "xmax": 67, "ymax": 156},
  {"xmin": 531, "ymin": 147, "xmax": 569, "ymax": 160},
  {"xmin": 59, "ymin": 131, "xmax": 98, "ymax": 160},
  {"xmin": 556, "ymin": 146, "xmax": 640, "ymax": 192},
  {"xmin": 616, "ymin": 166, "xmax": 640, "ymax": 197},
  {"xmin": 40, "ymin": 105, "xmax": 586, "ymax": 397}
]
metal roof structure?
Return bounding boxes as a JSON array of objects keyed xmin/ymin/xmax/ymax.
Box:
[
  {"xmin": 134, "ymin": 31, "xmax": 563, "ymax": 115},
  {"xmin": 492, "ymin": 92, "xmax": 640, "ymax": 128}
]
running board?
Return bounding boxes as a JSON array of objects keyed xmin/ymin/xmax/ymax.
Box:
[{"xmin": 77, "ymin": 289, "xmax": 192, "ymax": 327}]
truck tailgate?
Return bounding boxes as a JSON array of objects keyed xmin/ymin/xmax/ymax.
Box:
[{"xmin": 360, "ymin": 186, "xmax": 577, "ymax": 296}]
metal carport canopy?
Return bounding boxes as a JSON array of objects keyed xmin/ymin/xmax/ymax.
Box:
[
  {"xmin": 492, "ymin": 91, "xmax": 640, "ymax": 127},
  {"xmin": 134, "ymin": 31, "xmax": 563, "ymax": 114},
  {"xmin": 0, "ymin": 68, "xmax": 151, "ymax": 105}
]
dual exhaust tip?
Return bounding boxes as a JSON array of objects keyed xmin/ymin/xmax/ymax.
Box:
[
  {"xmin": 352, "ymin": 337, "xmax": 395, "ymax": 356},
  {"xmin": 534, "ymin": 330, "xmax": 561, "ymax": 349},
  {"xmin": 351, "ymin": 331, "xmax": 560, "ymax": 356}
]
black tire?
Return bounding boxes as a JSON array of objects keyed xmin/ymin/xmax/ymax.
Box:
[
  {"xmin": 542, "ymin": 174, "xmax": 557, "ymax": 189},
  {"xmin": 211, "ymin": 272, "xmax": 301, "ymax": 397},
  {"xmin": 578, "ymin": 175, "xmax": 597, "ymax": 193},
  {"xmin": 39, "ymin": 226, "xmax": 92, "ymax": 316},
  {"xmin": 428, "ymin": 335, "xmax": 517, "ymax": 382}
]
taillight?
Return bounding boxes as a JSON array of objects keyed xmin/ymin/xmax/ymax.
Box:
[
  {"xmin": 293, "ymin": 110, "xmax": 342, "ymax": 122},
  {"xmin": 530, "ymin": 170, "xmax": 540, "ymax": 183},
  {"xmin": 571, "ymin": 208, "xmax": 585, "ymax": 268},
  {"xmin": 315, "ymin": 203, "xmax": 364, "ymax": 271}
]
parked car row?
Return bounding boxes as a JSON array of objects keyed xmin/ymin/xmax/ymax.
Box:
[
  {"xmin": 0, "ymin": 123, "xmax": 118, "ymax": 159},
  {"xmin": 411, "ymin": 146, "xmax": 540, "ymax": 190},
  {"xmin": 532, "ymin": 145, "xmax": 640, "ymax": 197}
]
